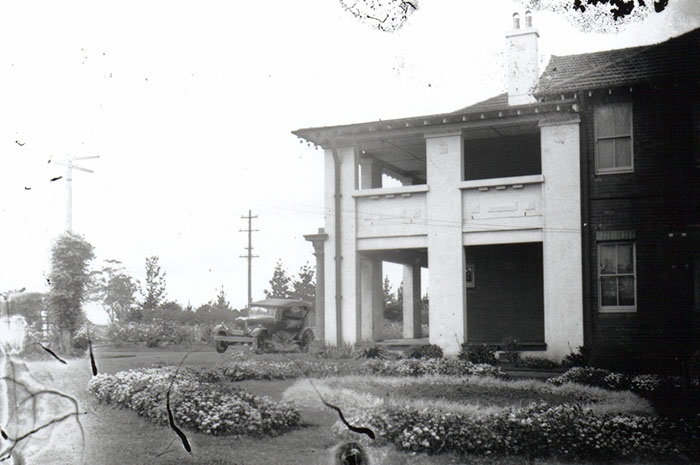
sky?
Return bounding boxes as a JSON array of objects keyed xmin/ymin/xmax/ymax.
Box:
[{"xmin": 1, "ymin": 0, "xmax": 699, "ymax": 324}]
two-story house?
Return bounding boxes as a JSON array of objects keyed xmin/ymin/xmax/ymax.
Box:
[{"xmin": 295, "ymin": 13, "xmax": 700, "ymax": 366}]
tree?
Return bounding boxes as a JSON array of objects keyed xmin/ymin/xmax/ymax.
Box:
[
  {"xmin": 212, "ymin": 286, "xmax": 232, "ymax": 312},
  {"xmin": 291, "ymin": 263, "xmax": 315, "ymax": 304},
  {"xmin": 140, "ymin": 255, "xmax": 167, "ymax": 318},
  {"xmin": 48, "ymin": 232, "xmax": 95, "ymax": 352},
  {"xmin": 90, "ymin": 259, "xmax": 139, "ymax": 323},
  {"xmin": 264, "ymin": 259, "xmax": 292, "ymax": 299},
  {"xmin": 8, "ymin": 291, "xmax": 46, "ymax": 328},
  {"xmin": 383, "ymin": 276, "xmax": 402, "ymax": 321}
]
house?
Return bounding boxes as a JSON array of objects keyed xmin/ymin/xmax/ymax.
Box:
[{"xmin": 296, "ymin": 13, "xmax": 700, "ymax": 367}]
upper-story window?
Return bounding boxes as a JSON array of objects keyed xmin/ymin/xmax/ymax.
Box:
[{"xmin": 594, "ymin": 103, "xmax": 633, "ymax": 174}]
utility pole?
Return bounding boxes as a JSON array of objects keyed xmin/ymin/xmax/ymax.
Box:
[
  {"xmin": 51, "ymin": 155, "xmax": 100, "ymax": 232},
  {"xmin": 239, "ymin": 210, "xmax": 258, "ymax": 308}
]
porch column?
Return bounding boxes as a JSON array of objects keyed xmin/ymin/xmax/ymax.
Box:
[
  {"xmin": 360, "ymin": 156, "xmax": 382, "ymax": 189},
  {"xmin": 360, "ymin": 256, "xmax": 384, "ymax": 341},
  {"xmin": 425, "ymin": 132, "xmax": 467, "ymax": 355},
  {"xmin": 402, "ymin": 264, "xmax": 422, "ymax": 339},
  {"xmin": 540, "ymin": 115, "xmax": 584, "ymax": 359},
  {"xmin": 304, "ymin": 228, "xmax": 328, "ymax": 341},
  {"xmin": 323, "ymin": 145, "xmax": 361, "ymax": 345}
]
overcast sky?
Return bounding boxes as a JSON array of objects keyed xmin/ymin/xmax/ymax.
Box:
[{"xmin": 1, "ymin": 0, "xmax": 699, "ymax": 323}]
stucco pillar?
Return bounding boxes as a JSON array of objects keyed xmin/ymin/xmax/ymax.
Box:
[
  {"xmin": 540, "ymin": 115, "xmax": 584, "ymax": 359},
  {"xmin": 425, "ymin": 132, "xmax": 467, "ymax": 355},
  {"xmin": 402, "ymin": 264, "xmax": 422, "ymax": 339},
  {"xmin": 360, "ymin": 256, "xmax": 384, "ymax": 341},
  {"xmin": 323, "ymin": 146, "xmax": 361, "ymax": 346},
  {"xmin": 304, "ymin": 228, "xmax": 327, "ymax": 341},
  {"xmin": 360, "ymin": 156, "xmax": 382, "ymax": 189}
]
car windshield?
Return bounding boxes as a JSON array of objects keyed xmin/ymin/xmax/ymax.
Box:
[{"xmin": 248, "ymin": 306, "xmax": 275, "ymax": 316}]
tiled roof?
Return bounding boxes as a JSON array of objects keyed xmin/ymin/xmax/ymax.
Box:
[
  {"xmin": 452, "ymin": 93, "xmax": 509, "ymax": 113},
  {"xmin": 535, "ymin": 27, "xmax": 700, "ymax": 95}
]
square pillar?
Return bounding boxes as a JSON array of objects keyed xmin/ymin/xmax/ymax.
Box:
[
  {"xmin": 402, "ymin": 264, "xmax": 422, "ymax": 339},
  {"xmin": 425, "ymin": 132, "xmax": 467, "ymax": 355},
  {"xmin": 360, "ymin": 157, "xmax": 382, "ymax": 189},
  {"xmin": 323, "ymin": 145, "xmax": 361, "ymax": 345},
  {"xmin": 540, "ymin": 116, "xmax": 584, "ymax": 359},
  {"xmin": 360, "ymin": 256, "xmax": 384, "ymax": 341}
]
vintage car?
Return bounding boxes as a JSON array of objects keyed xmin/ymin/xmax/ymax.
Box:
[{"xmin": 212, "ymin": 298, "xmax": 314, "ymax": 353}]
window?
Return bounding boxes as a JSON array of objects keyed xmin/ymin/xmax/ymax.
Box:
[
  {"xmin": 598, "ymin": 242, "xmax": 636, "ymax": 312},
  {"xmin": 595, "ymin": 103, "xmax": 633, "ymax": 173}
]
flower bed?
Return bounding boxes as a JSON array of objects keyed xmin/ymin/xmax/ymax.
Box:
[
  {"xmin": 88, "ymin": 367, "xmax": 300, "ymax": 436},
  {"xmin": 336, "ymin": 402, "xmax": 699, "ymax": 460},
  {"xmin": 193, "ymin": 358, "xmax": 505, "ymax": 382}
]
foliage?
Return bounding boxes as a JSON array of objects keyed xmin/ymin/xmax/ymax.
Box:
[
  {"xmin": 309, "ymin": 341, "xmax": 355, "ymax": 360},
  {"xmin": 139, "ymin": 255, "xmax": 167, "ymax": 318},
  {"xmin": 383, "ymin": 276, "xmax": 402, "ymax": 322},
  {"xmin": 339, "ymin": 401, "xmax": 699, "ymax": 460},
  {"xmin": 290, "ymin": 263, "xmax": 315, "ymax": 304},
  {"xmin": 404, "ymin": 344, "xmax": 443, "ymax": 359},
  {"xmin": 547, "ymin": 366, "xmax": 629, "ymax": 390},
  {"xmin": 48, "ymin": 232, "xmax": 95, "ymax": 352},
  {"xmin": 106, "ymin": 321, "xmax": 195, "ymax": 347},
  {"xmin": 8, "ymin": 291, "xmax": 46, "ymax": 327},
  {"xmin": 498, "ymin": 340, "xmax": 522, "ymax": 364},
  {"xmin": 354, "ymin": 344, "xmax": 388, "ymax": 360},
  {"xmin": 562, "ymin": 345, "xmax": 590, "ymax": 367},
  {"xmin": 212, "ymin": 286, "xmax": 232, "ymax": 312},
  {"xmin": 514, "ymin": 356, "xmax": 560, "ymax": 370},
  {"xmin": 90, "ymin": 259, "xmax": 139, "ymax": 323},
  {"xmin": 459, "ymin": 343, "xmax": 497, "ymax": 365},
  {"xmin": 264, "ymin": 259, "xmax": 292, "ymax": 299},
  {"xmin": 88, "ymin": 367, "xmax": 300, "ymax": 436}
]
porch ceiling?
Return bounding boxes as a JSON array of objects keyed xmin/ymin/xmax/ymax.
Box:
[{"xmin": 359, "ymin": 248, "xmax": 428, "ymax": 268}]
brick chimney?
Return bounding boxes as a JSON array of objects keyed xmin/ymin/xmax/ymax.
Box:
[{"xmin": 506, "ymin": 11, "xmax": 539, "ymax": 106}]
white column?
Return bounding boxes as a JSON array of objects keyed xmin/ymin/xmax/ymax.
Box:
[
  {"xmin": 360, "ymin": 257, "xmax": 384, "ymax": 341},
  {"xmin": 426, "ymin": 132, "xmax": 466, "ymax": 355},
  {"xmin": 540, "ymin": 116, "xmax": 584, "ymax": 359},
  {"xmin": 323, "ymin": 146, "xmax": 361, "ymax": 345},
  {"xmin": 402, "ymin": 264, "xmax": 422, "ymax": 339}
]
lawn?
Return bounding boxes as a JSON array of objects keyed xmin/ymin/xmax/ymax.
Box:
[{"xmin": 4, "ymin": 344, "xmax": 690, "ymax": 465}]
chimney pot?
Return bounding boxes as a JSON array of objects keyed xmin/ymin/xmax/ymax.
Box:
[{"xmin": 512, "ymin": 12, "xmax": 520, "ymax": 29}]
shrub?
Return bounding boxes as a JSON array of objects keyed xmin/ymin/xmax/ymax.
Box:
[
  {"xmin": 309, "ymin": 341, "xmax": 354, "ymax": 360},
  {"xmin": 354, "ymin": 344, "xmax": 388, "ymax": 360},
  {"xmin": 336, "ymin": 402, "xmax": 700, "ymax": 460},
  {"xmin": 106, "ymin": 321, "xmax": 195, "ymax": 347},
  {"xmin": 562, "ymin": 345, "xmax": 590, "ymax": 368},
  {"xmin": 458, "ymin": 343, "xmax": 497, "ymax": 365},
  {"xmin": 88, "ymin": 367, "xmax": 300, "ymax": 436},
  {"xmin": 514, "ymin": 356, "xmax": 560, "ymax": 370},
  {"xmin": 404, "ymin": 344, "xmax": 443, "ymax": 359},
  {"xmin": 547, "ymin": 366, "xmax": 625, "ymax": 390}
]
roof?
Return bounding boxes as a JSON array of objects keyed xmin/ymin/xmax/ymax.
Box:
[
  {"xmin": 535, "ymin": 27, "xmax": 700, "ymax": 95},
  {"xmin": 251, "ymin": 298, "xmax": 312, "ymax": 308},
  {"xmin": 451, "ymin": 93, "xmax": 509, "ymax": 113}
]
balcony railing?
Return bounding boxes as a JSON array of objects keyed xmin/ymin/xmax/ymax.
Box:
[
  {"xmin": 353, "ymin": 185, "xmax": 429, "ymax": 240},
  {"xmin": 460, "ymin": 174, "xmax": 544, "ymax": 233}
]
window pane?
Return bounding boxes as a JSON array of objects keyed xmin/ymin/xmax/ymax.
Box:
[
  {"xmin": 618, "ymin": 276, "xmax": 635, "ymax": 306},
  {"xmin": 600, "ymin": 244, "xmax": 617, "ymax": 275},
  {"xmin": 601, "ymin": 277, "xmax": 618, "ymax": 306},
  {"xmin": 597, "ymin": 139, "xmax": 615, "ymax": 170},
  {"xmin": 615, "ymin": 138, "xmax": 632, "ymax": 168},
  {"xmin": 617, "ymin": 244, "xmax": 634, "ymax": 274},
  {"xmin": 615, "ymin": 104, "xmax": 632, "ymax": 135},
  {"xmin": 596, "ymin": 107, "xmax": 615, "ymax": 138}
]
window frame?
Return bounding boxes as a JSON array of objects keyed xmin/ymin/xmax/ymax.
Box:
[
  {"xmin": 594, "ymin": 103, "xmax": 634, "ymax": 174},
  {"xmin": 694, "ymin": 104, "xmax": 700, "ymax": 167},
  {"xmin": 597, "ymin": 241, "xmax": 637, "ymax": 313}
]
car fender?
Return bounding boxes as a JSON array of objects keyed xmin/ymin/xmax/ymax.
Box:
[
  {"xmin": 212, "ymin": 324, "xmax": 228, "ymax": 335},
  {"xmin": 300, "ymin": 327, "xmax": 314, "ymax": 340},
  {"xmin": 250, "ymin": 327, "xmax": 270, "ymax": 339}
]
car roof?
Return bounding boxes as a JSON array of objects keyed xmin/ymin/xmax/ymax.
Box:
[{"xmin": 250, "ymin": 298, "xmax": 312, "ymax": 308}]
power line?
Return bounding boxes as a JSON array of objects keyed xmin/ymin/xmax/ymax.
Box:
[{"xmin": 239, "ymin": 210, "xmax": 259, "ymax": 307}]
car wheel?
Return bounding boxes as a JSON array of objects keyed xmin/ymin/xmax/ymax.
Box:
[
  {"xmin": 253, "ymin": 333, "xmax": 271, "ymax": 352},
  {"xmin": 300, "ymin": 331, "xmax": 314, "ymax": 353},
  {"xmin": 215, "ymin": 340, "xmax": 228, "ymax": 353}
]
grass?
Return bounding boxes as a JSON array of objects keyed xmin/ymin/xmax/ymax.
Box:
[{"xmin": 3, "ymin": 344, "xmax": 683, "ymax": 465}]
